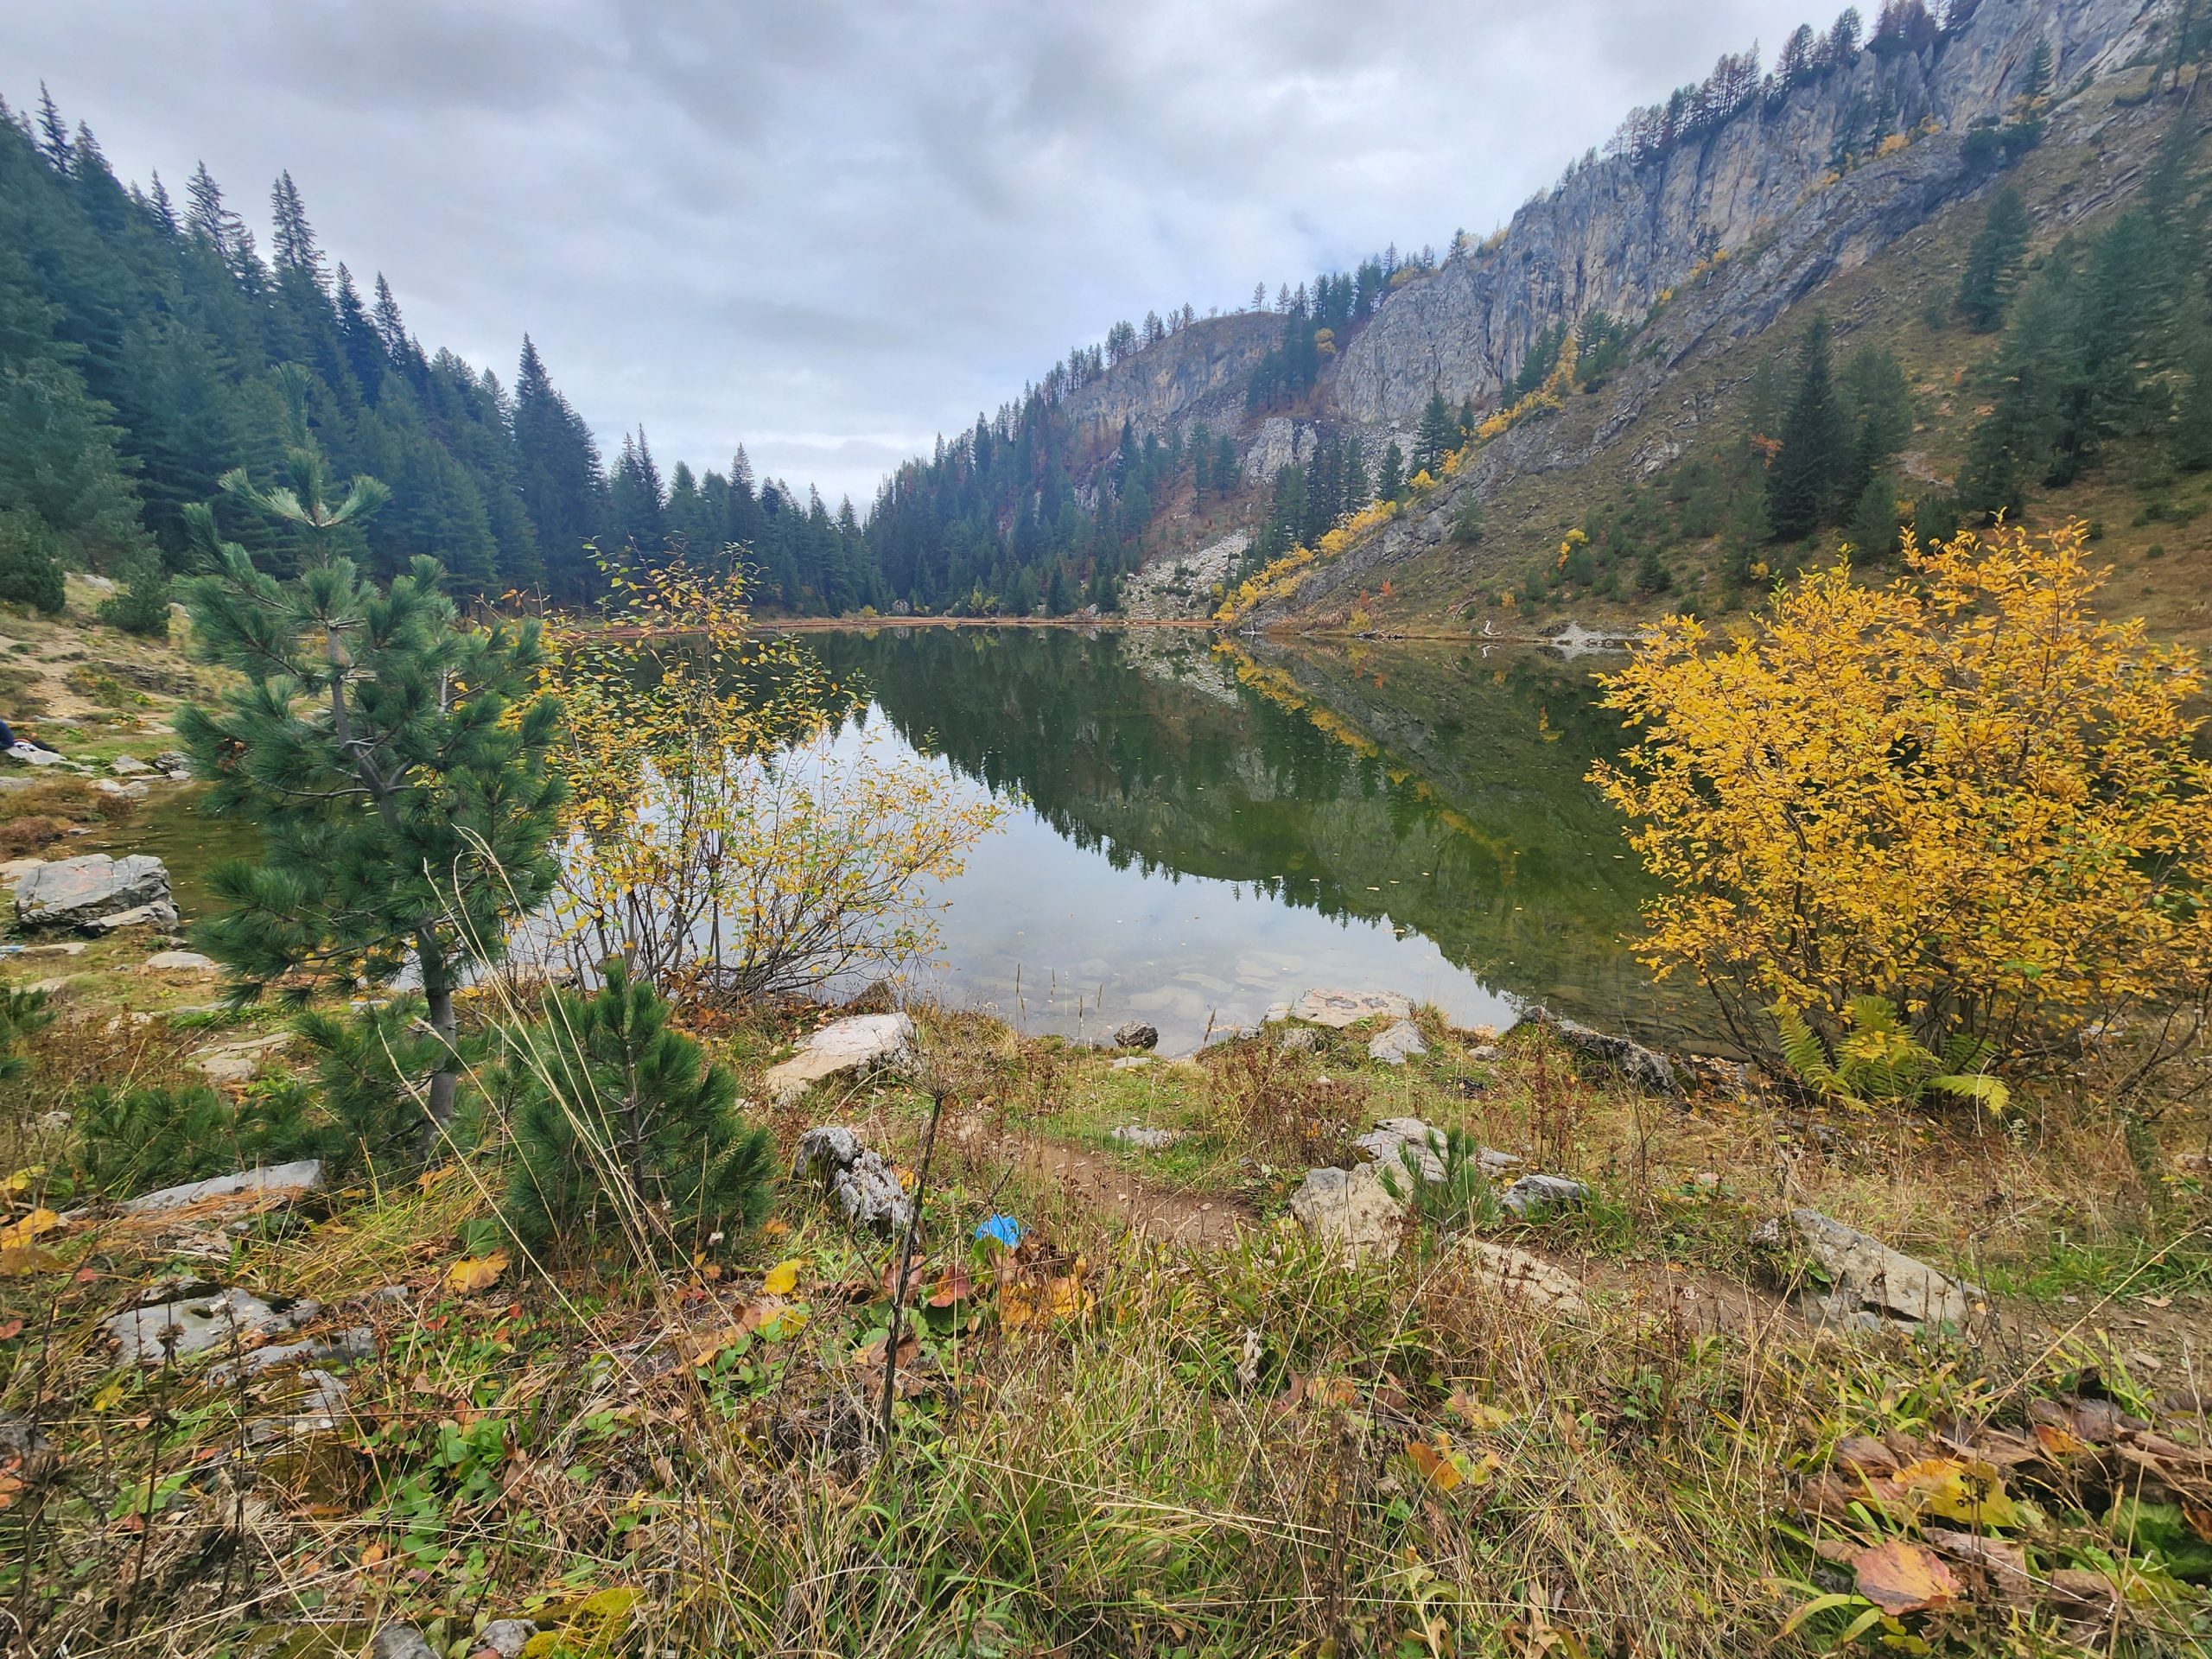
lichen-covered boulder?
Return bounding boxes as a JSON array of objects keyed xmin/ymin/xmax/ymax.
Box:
[{"xmin": 15, "ymin": 853, "xmax": 173, "ymax": 931}]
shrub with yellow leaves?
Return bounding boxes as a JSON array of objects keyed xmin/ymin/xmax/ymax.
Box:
[
  {"xmin": 1591, "ymin": 522, "xmax": 2212, "ymax": 1081},
  {"xmin": 537, "ymin": 550, "xmax": 1001, "ymax": 1001}
]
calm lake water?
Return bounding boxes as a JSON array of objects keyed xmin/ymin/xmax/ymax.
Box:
[{"xmin": 794, "ymin": 627, "xmax": 1698, "ymax": 1052}]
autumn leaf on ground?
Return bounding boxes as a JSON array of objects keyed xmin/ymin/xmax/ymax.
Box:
[
  {"xmin": 761, "ymin": 1258, "xmax": 803, "ymax": 1296},
  {"xmin": 0, "ymin": 1246, "xmax": 65, "ymax": 1277},
  {"xmin": 1850, "ymin": 1538, "xmax": 1964, "ymax": 1617},
  {"xmin": 1892, "ymin": 1456, "xmax": 2030, "ymax": 1529},
  {"xmin": 446, "ymin": 1250, "xmax": 509, "ymax": 1294},
  {"xmin": 1446, "ymin": 1390, "xmax": 1514, "ymax": 1431},
  {"xmin": 0, "ymin": 1208, "xmax": 59, "ymax": 1249},
  {"xmin": 925, "ymin": 1265, "xmax": 975, "ymax": 1307},
  {"xmin": 1405, "ymin": 1435, "xmax": 1500, "ymax": 1493},
  {"xmin": 1001, "ymin": 1273, "xmax": 1094, "ymax": 1331}
]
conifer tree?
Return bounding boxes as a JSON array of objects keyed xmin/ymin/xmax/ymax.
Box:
[
  {"xmin": 1766, "ymin": 316, "xmax": 1846, "ymax": 540},
  {"xmin": 502, "ymin": 963, "xmax": 775, "ymax": 1258},
  {"xmin": 1957, "ymin": 187, "xmax": 2029, "ymax": 330},
  {"xmin": 1377, "ymin": 442, "xmax": 1406, "ymax": 500},
  {"xmin": 175, "ymin": 379, "xmax": 566, "ymax": 1132},
  {"xmin": 1414, "ymin": 391, "xmax": 1457, "ymax": 475}
]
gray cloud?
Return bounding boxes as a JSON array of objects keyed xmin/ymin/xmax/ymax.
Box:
[{"xmin": 8, "ymin": 0, "xmax": 1816, "ymax": 505}]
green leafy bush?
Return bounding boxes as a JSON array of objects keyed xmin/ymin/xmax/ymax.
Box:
[{"xmin": 502, "ymin": 963, "xmax": 775, "ymax": 1258}]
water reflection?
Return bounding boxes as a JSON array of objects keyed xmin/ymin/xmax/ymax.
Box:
[{"xmin": 797, "ymin": 627, "xmax": 1701, "ymax": 1053}]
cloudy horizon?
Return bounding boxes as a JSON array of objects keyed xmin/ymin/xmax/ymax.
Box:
[{"xmin": 9, "ymin": 1, "xmax": 1817, "ymax": 506}]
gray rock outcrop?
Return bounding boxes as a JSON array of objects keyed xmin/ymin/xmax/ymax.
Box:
[
  {"xmin": 1289, "ymin": 1164, "xmax": 1407, "ymax": 1262},
  {"xmin": 121, "ymin": 1160, "xmax": 324, "ymax": 1214},
  {"xmin": 1497, "ymin": 1173, "xmax": 1592, "ymax": 1219},
  {"xmin": 763, "ymin": 1014, "xmax": 916, "ymax": 1106},
  {"xmin": 1522, "ymin": 1006, "xmax": 1680, "ymax": 1096},
  {"xmin": 1767, "ymin": 1208, "xmax": 1985, "ymax": 1331},
  {"xmin": 791, "ymin": 1126, "xmax": 912, "ymax": 1234},
  {"xmin": 1292, "ymin": 988, "xmax": 1411, "ymax": 1029},
  {"xmin": 106, "ymin": 1287, "xmax": 321, "ymax": 1364},
  {"xmin": 15, "ymin": 854, "xmax": 173, "ymax": 931},
  {"xmin": 1367, "ymin": 1020, "xmax": 1427, "ymax": 1065}
]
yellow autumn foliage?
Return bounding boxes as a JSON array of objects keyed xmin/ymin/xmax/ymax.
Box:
[{"xmin": 1591, "ymin": 522, "xmax": 2212, "ymax": 1071}]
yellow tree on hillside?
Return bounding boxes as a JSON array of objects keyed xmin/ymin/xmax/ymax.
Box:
[{"xmin": 1592, "ymin": 522, "xmax": 2212, "ymax": 1084}]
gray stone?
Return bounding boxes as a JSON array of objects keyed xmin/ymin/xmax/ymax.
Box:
[
  {"xmin": 1109, "ymin": 1054, "xmax": 1154, "ymax": 1071},
  {"xmin": 105, "ymin": 1287, "xmax": 321, "ymax": 1364},
  {"xmin": 1292, "ymin": 988, "xmax": 1412, "ymax": 1029},
  {"xmin": 121, "ymin": 1160, "xmax": 323, "ymax": 1214},
  {"xmin": 368, "ymin": 1625, "xmax": 441, "ymax": 1659},
  {"xmin": 207, "ymin": 1325, "xmax": 375, "ymax": 1385},
  {"xmin": 5, "ymin": 744, "xmax": 64, "ymax": 767},
  {"xmin": 142, "ymin": 950, "xmax": 219, "ymax": 975},
  {"xmin": 763, "ymin": 1013, "xmax": 915, "ymax": 1106},
  {"xmin": 1288, "ymin": 1164, "xmax": 1407, "ymax": 1262},
  {"xmin": 1262, "ymin": 1001, "xmax": 1293, "ymax": 1024},
  {"xmin": 109, "ymin": 756, "xmax": 152, "ymax": 776},
  {"xmin": 1109, "ymin": 1125, "xmax": 1179, "ymax": 1152},
  {"xmin": 1112, "ymin": 1020, "xmax": 1160, "ymax": 1051},
  {"xmin": 1353, "ymin": 1117, "xmax": 1447, "ymax": 1183},
  {"xmin": 245, "ymin": 1369, "xmax": 351, "ymax": 1446},
  {"xmin": 1461, "ymin": 1240, "xmax": 1587, "ymax": 1315},
  {"xmin": 95, "ymin": 778, "xmax": 149, "ymax": 801},
  {"xmin": 86, "ymin": 900, "xmax": 181, "ymax": 934},
  {"xmin": 151, "ymin": 751, "xmax": 191, "ymax": 776},
  {"xmin": 1278, "ymin": 1027, "xmax": 1319, "ymax": 1054},
  {"xmin": 1777, "ymin": 1208, "xmax": 1983, "ymax": 1331},
  {"xmin": 479, "ymin": 1621, "xmax": 540, "ymax": 1659},
  {"xmin": 791, "ymin": 1126, "xmax": 912, "ymax": 1234},
  {"xmin": 1367, "ymin": 1020, "xmax": 1428, "ymax": 1065},
  {"xmin": 1498, "ymin": 1174, "xmax": 1591, "ymax": 1219},
  {"xmin": 1522, "ymin": 1007, "xmax": 1680, "ymax": 1096},
  {"xmin": 15, "ymin": 854, "xmax": 172, "ymax": 931}
]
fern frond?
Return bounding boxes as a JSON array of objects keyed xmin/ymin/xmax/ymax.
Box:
[
  {"xmin": 1929, "ymin": 1072, "xmax": 2010, "ymax": 1111},
  {"xmin": 1775, "ymin": 1003, "xmax": 1842, "ymax": 1094}
]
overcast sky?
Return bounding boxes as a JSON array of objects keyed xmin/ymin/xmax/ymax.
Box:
[{"xmin": 9, "ymin": 1, "xmax": 1816, "ymax": 506}]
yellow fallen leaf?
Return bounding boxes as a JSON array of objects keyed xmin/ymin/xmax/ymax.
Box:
[
  {"xmin": 759, "ymin": 1305, "xmax": 810, "ymax": 1342},
  {"xmin": 1851, "ymin": 1537, "xmax": 1963, "ymax": 1616},
  {"xmin": 761, "ymin": 1258, "xmax": 803, "ymax": 1297},
  {"xmin": 1446, "ymin": 1390, "xmax": 1514, "ymax": 1431},
  {"xmin": 1893, "ymin": 1456, "xmax": 2029, "ymax": 1529},
  {"xmin": 0, "ymin": 1245, "xmax": 64, "ymax": 1277},
  {"xmin": 445, "ymin": 1250, "xmax": 509, "ymax": 1294},
  {"xmin": 3, "ymin": 1166, "xmax": 47, "ymax": 1194},
  {"xmin": 0, "ymin": 1209, "xmax": 59, "ymax": 1249}
]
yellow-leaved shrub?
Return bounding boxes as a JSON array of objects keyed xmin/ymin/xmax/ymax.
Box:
[{"xmin": 1591, "ymin": 522, "xmax": 2212, "ymax": 1077}]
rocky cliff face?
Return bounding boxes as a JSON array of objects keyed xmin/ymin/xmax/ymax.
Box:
[
  {"xmin": 1055, "ymin": 311, "xmax": 1281, "ymax": 443},
  {"xmin": 1331, "ymin": 0, "xmax": 2164, "ymax": 432}
]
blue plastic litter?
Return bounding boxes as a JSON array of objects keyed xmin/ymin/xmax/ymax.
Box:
[{"xmin": 975, "ymin": 1214, "xmax": 1022, "ymax": 1249}]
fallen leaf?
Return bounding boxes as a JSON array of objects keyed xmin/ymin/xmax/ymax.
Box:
[
  {"xmin": 761, "ymin": 1258, "xmax": 803, "ymax": 1297},
  {"xmin": 1893, "ymin": 1456, "xmax": 2029, "ymax": 1529},
  {"xmin": 0, "ymin": 1209, "xmax": 59, "ymax": 1249},
  {"xmin": 3, "ymin": 1166, "xmax": 46, "ymax": 1194},
  {"xmin": 1850, "ymin": 1538, "xmax": 1963, "ymax": 1617},
  {"xmin": 1925, "ymin": 1529, "xmax": 2031, "ymax": 1610},
  {"xmin": 0, "ymin": 1319, "xmax": 22, "ymax": 1340},
  {"xmin": 445, "ymin": 1251, "xmax": 509, "ymax": 1294},
  {"xmin": 1001, "ymin": 1270, "xmax": 1094, "ymax": 1331},
  {"xmin": 1834, "ymin": 1434, "xmax": 1900, "ymax": 1477},
  {"xmin": 0, "ymin": 1247, "xmax": 64, "ymax": 1277},
  {"xmin": 1404, "ymin": 1434, "xmax": 1500, "ymax": 1493},
  {"xmin": 1446, "ymin": 1390, "xmax": 1513, "ymax": 1431},
  {"xmin": 925, "ymin": 1265, "xmax": 975, "ymax": 1307},
  {"xmin": 2032, "ymin": 1421, "xmax": 2092, "ymax": 1459},
  {"xmin": 2186, "ymin": 1502, "xmax": 2212, "ymax": 1546}
]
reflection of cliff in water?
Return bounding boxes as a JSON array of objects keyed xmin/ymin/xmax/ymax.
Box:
[{"xmin": 801, "ymin": 626, "xmax": 1706, "ymax": 1045}]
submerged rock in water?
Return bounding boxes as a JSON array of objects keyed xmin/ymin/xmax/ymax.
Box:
[
  {"xmin": 763, "ymin": 1014, "xmax": 916, "ymax": 1106},
  {"xmin": 791, "ymin": 1126, "xmax": 912, "ymax": 1234},
  {"xmin": 1289, "ymin": 1164, "xmax": 1407, "ymax": 1262},
  {"xmin": 1521, "ymin": 1006, "xmax": 1680, "ymax": 1096},
  {"xmin": 1765, "ymin": 1208, "xmax": 1984, "ymax": 1332},
  {"xmin": 1292, "ymin": 988, "xmax": 1413, "ymax": 1029},
  {"xmin": 15, "ymin": 853, "xmax": 173, "ymax": 932}
]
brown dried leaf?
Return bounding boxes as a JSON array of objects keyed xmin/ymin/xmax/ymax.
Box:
[
  {"xmin": 1925, "ymin": 1528, "xmax": 2031, "ymax": 1611},
  {"xmin": 1850, "ymin": 1538, "xmax": 1964, "ymax": 1617}
]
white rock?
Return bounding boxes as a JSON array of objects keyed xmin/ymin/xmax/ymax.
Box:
[
  {"xmin": 1354, "ymin": 1117, "xmax": 1448, "ymax": 1183},
  {"xmin": 86, "ymin": 900, "xmax": 180, "ymax": 933},
  {"xmin": 121, "ymin": 1160, "xmax": 323, "ymax": 1214},
  {"xmin": 109, "ymin": 756, "xmax": 152, "ymax": 776},
  {"xmin": 479, "ymin": 1621, "xmax": 540, "ymax": 1659},
  {"xmin": 1368, "ymin": 1020, "xmax": 1428, "ymax": 1065},
  {"xmin": 1461, "ymin": 1241, "xmax": 1587, "ymax": 1316},
  {"xmin": 143, "ymin": 950, "xmax": 219, "ymax": 976},
  {"xmin": 1292, "ymin": 988, "xmax": 1413, "ymax": 1029},
  {"xmin": 762, "ymin": 1013, "xmax": 915, "ymax": 1106},
  {"xmin": 1109, "ymin": 1055, "xmax": 1154, "ymax": 1071},
  {"xmin": 1109, "ymin": 1125, "xmax": 1180, "ymax": 1151},
  {"xmin": 1289, "ymin": 1164, "xmax": 1408, "ymax": 1262},
  {"xmin": 105, "ymin": 1287, "xmax": 321, "ymax": 1364}
]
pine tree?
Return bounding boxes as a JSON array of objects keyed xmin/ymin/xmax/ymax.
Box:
[
  {"xmin": 1766, "ymin": 316, "xmax": 1847, "ymax": 540},
  {"xmin": 146, "ymin": 170, "xmax": 176, "ymax": 235},
  {"xmin": 0, "ymin": 512, "xmax": 65, "ymax": 613},
  {"xmin": 96, "ymin": 547, "xmax": 173, "ymax": 636},
  {"xmin": 175, "ymin": 382, "xmax": 566, "ymax": 1132},
  {"xmin": 1377, "ymin": 442, "xmax": 1406, "ymax": 500},
  {"xmin": 1414, "ymin": 391, "xmax": 1457, "ymax": 475},
  {"xmin": 502, "ymin": 963, "xmax": 775, "ymax": 1259},
  {"xmin": 1957, "ymin": 188, "xmax": 2029, "ymax": 330},
  {"xmin": 1847, "ymin": 473, "xmax": 1904, "ymax": 562},
  {"xmin": 34, "ymin": 85, "xmax": 70, "ymax": 170}
]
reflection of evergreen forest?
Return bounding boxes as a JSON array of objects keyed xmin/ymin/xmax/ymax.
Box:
[{"xmin": 802, "ymin": 628, "xmax": 1706, "ymax": 1040}]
